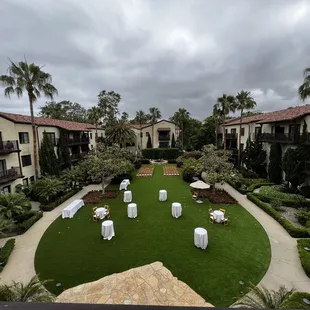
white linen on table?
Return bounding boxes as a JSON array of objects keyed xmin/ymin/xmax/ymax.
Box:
[
  {"xmin": 172, "ymin": 202, "xmax": 182, "ymax": 218},
  {"xmin": 127, "ymin": 203, "xmax": 137, "ymax": 218},
  {"xmin": 194, "ymin": 227, "xmax": 208, "ymax": 249},
  {"xmin": 124, "ymin": 190, "xmax": 132, "ymax": 203},
  {"xmin": 213, "ymin": 210, "xmax": 224, "ymax": 223},
  {"xmin": 101, "ymin": 220, "xmax": 115, "ymax": 240},
  {"xmin": 62, "ymin": 199, "xmax": 84, "ymax": 219},
  {"xmin": 119, "ymin": 179, "xmax": 130, "ymax": 191},
  {"xmin": 159, "ymin": 190, "xmax": 167, "ymax": 201},
  {"xmin": 95, "ymin": 207, "xmax": 107, "ymax": 219}
]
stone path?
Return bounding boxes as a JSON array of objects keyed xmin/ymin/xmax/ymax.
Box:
[
  {"xmin": 56, "ymin": 262, "xmax": 213, "ymax": 307},
  {"xmin": 218, "ymin": 183, "xmax": 310, "ymax": 292},
  {"xmin": 0, "ymin": 184, "xmax": 102, "ymax": 284}
]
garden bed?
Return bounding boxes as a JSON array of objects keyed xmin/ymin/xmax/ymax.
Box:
[
  {"xmin": 193, "ymin": 189, "xmax": 237, "ymax": 204},
  {"xmin": 297, "ymin": 239, "xmax": 310, "ymax": 278},
  {"xmin": 82, "ymin": 190, "xmax": 119, "ymax": 204},
  {"xmin": 0, "ymin": 239, "xmax": 15, "ymax": 272}
]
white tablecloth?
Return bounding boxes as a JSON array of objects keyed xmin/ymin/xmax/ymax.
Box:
[
  {"xmin": 95, "ymin": 207, "xmax": 107, "ymax": 219},
  {"xmin": 213, "ymin": 210, "xmax": 224, "ymax": 223},
  {"xmin": 172, "ymin": 202, "xmax": 182, "ymax": 218},
  {"xmin": 124, "ymin": 190, "xmax": 132, "ymax": 203},
  {"xmin": 62, "ymin": 199, "xmax": 84, "ymax": 219},
  {"xmin": 127, "ymin": 203, "xmax": 137, "ymax": 218},
  {"xmin": 159, "ymin": 190, "xmax": 167, "ymax": 201},
  {"xmin": 119, "ymin": 179, "xmax": 130, "ymax": 190},
  {"xmin": 101, "ymin": 220, "xmax": 115, "ymax": 240},
  {"xmin": 194, "ymin": 227, "xmax": 208, "ymax": 249}
]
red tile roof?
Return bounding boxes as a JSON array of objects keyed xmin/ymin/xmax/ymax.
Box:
[
  {"xmin": 224, "ymin": 114, "xmax": 265, "ymax": 125},
  {"xmin": 0, "ymin": 111, "xmax": 96, "ymax": 131}
]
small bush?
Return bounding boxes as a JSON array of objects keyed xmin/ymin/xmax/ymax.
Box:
[
  {"xmin": 134, "ymin": 162, "xmax": 142, "ymax": 169},
  {"xmin": 280, "ymin": 292, "xmax": 310, "ymax": 309},
  {"xmin": 271, "ymin": 199, "xmax": 283, "ymax": 212},
  {"xmin": 182, "ymin": 158, "xmax": 203, "ymax": 183},
  {"xmin": 296, "ymin": 211, "xmax": 310, "ymax": 226},
  {"xmin": 17, "ymin": 211, "xmax": 43, "ymax": 233},
  {"xmin": 259, "ymin": 185, "xmax": 303, "ymax": 201},
  {"xmin": 142, "ymin": 148, "xmax": 179, "ymax": 160},
  {"xmin": 141, "ymin": 158, "xmax": 150, "ymax": 164},
  {"xmin": 300, "ymin": 185, "xmax": 310, "ymax": 198},
  {"xmin": 14, "ymin": 211, "xmax": 38, "ymax": 224},
  {"xmin": 0, "ymin": 239, "xmax": 15, "ymax": 272},
  {"xmin": 296, "ymin": 239, "xmax": 310, "ymax": 279},
  {"xmin": 239, "ymin": 167, "xmax": 259, "ymax": 178},
  {"xmin": 167, "ymin": 159, "xmax": 177, "ymax": 164},
  {"xmin": 180, "ymin": 151, "xmax": 203, "ymax": 160},
  {"xmin": 40, "ymin": 188, "xmax": 80, "ymax": 211},
  {"xmin": 247, "ymin": 193, "xmax": 310, "ymax": 238},
  {"xmin": 176, "ymin": 161, "xmax": 183, "ymax": 167}
]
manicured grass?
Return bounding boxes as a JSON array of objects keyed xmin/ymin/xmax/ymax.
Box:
[{"xmin": 35, "ymin": 165, "xmax": 270, "ymax": 307}]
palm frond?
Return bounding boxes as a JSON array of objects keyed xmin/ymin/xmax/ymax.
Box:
[
  {"xmin": 40, "ymin": 83, "xmax": 58, "ymax": 99},
  {"xmin": 0, "ymin": 75, "xmax": 16, "ymax": 87},
  {"xmin": 4, "ymin": 87, "xmax": 15, "ymax": 98},
  {"xmin": 14, "ymin": 87, "xmax": 23, "ymax": 98}
]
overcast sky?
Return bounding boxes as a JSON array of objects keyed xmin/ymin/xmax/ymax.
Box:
[{"xmin": 0, "ymin": 0, "xmax": 310, "ymax": 120}]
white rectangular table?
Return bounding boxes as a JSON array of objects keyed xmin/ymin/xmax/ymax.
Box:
[
  {"xmin": 62, "ymin": 199, "xmax": 84, "ymax": 219},
  {"xmin": 119, "ymin": 179, "xmax": 130, "ymax": 190}
]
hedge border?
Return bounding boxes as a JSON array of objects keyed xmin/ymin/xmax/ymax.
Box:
[
  {"xmin": 0, "ymin": 239, "xmax": 15, "ymax": 272},
  {"xmin": 142, "ymin": 148, "xmax": 179, "ymax": 160},
  {"xmin": 297, "ymin": 239, "xmax": 310, "ymax": 278},
  {"xmin": 280, "ymin": 292, "xmax": 310, "ymax": 309},
  {"xmin": 247, "ymin": 193, "xmax": 310, "ymax": 238},
  {"xmin": 40, "ymin": 188, "xmax": 81, "ymax": 211},
  {"xmin": 17, "ymin": 211, "xmax": 43, "ymax": 233},
  {"xmin": 227, "ymin": 180, "xmax": 274, "ymax": 195}
]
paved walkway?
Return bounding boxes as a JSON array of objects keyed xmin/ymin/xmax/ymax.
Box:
[
  {"xmin": 0, "ymin": 184, "xmax": 101, "ymax": 284},
  {"xmin": 218, "ymin": 183, "xmax": 310, "ymax": 292}
]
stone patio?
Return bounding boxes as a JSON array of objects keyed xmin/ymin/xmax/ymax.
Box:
[{"xmin": 56, "ymin": 262, "xmax": 213, "ymax": 307}]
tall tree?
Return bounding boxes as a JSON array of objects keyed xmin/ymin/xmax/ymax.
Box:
[
  {"xmin": 146, "ymin": 134, "xmax": 153, "ymax": 148},
  {"xmin": 212, "ymin": 105, "xmax": 222, "ymax": 148},
  {"xmin": 213, "ymin": 94, "xmax": 236, "ymax": 157},
  {"xmin": 97, "ymin": 90, "xmax": 120, "ymax": 127},
  {"xmin": 268, "ymin": 143, "xmax": 282, "ymax": 184},
  {"xmin": 170, "ymin": 108, "xmax": 190, "ymax": 150},
  {"xmin": 0, "ymin": 59, "xmax": 58, "ymax": 180},
  {"xmin": 298, "ymin": 68, "xmax": 310, "ymax": 100},
  {"xmin": 235, "ymin": 90, "xmax": 256, "ymax": 166},
  {"xmin": 135, "ymin": 110, "xmax": 148, "ymax": 149},
  {"xmin": 87, "ymin": 106, "xmax": 102, "ymax": 149},
  {"xmin": 149, "ymin": 107, "xmax": 161, "ymax": 148},
  {"xmin": 120, "ymin": 112, "xmax": 129, "ymax": 123},
  {"xmin": 105, "ymin": 120, "xmax": 136, "ymax": 148},
  {"xmin": 171, "ymin": 133, "xmax": 176, "ymax": 148},
  {"xmin": 38, "ymin": 132, "xmax": 60, "ymax": 177}
]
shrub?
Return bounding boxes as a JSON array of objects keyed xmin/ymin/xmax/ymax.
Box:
[
  {"xmin": 142, "ymin": 148, "xmax": 179, "ymax": 160},
  {"xmin": 280, "ymin": 292, "xmax": 310, "ymax": 309},
  {"xmin": 110, "ymin": 173, "xmax": 133, "ymax": 185},
  {"xmin": 247, "ymin": 182, "xmax": 274, "ymax": 192},
  {"xmin": 239, "ymin": 167, "xmax": 260, "ymax": 178},
  {"xmin": 40, "ymin": 188, "xmax": 80, "ymax": 211},
  {"xmin": 268, "ymin": 143, "xmax": 282, "ymax": 184},
  {"xmin": 300, "ymin": 185, "xmax": 310, "ymax": 198},
  {"xmin": 259, "ymin": 185, "xmax": 303, "ymax": 201},
  {"xmin": 180, "ymin": 151, "xmax": 203, "ymax": 160},
  {"xmin": 0, "ymin": 239, "xmax": 15, "ymax": 272},
  {"xmin": 167, "ymin": 159, "xmax": 177, "ymax": 164},
  {"xmin": 134, "ymin": 162, "xmax": 142, "ymax": 169},
  {"xmin": 17, "ymin": 211, "xmax": 43, "ymax": 233},
  {"xmin": 296, "ymin": 239, "xmax": 310, "ymax": 279},
  {"xmin": 141, "ymin": 158, "xmax": 150, "ymax": 164},
  {"xmin": 14, "ymin": 211, "xmax": 38, "ymax": 224},
  {"xmin": 270, "ymin": 199, "xmax": 283, "ymax": 212},
  {"xmin": 176, "ymin": 161, "xmax": 183, "ymax": 168},
  {"xmin": 247, "ymin": 193, "xmax": 310, "ymax": 238},
  {"xmin": 296, "ymin": 211, "xmax": 310, "ymax": 226},
  {"xmin": 182, "ymin": 158, "xmax": 203, "ymax": 183}
]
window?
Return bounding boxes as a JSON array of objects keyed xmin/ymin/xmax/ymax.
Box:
[
  {"xmin": 21, "ymin": 155, "xmax": 32, "ymax": 167},
  {"xmin": 90, "ymin": 133, "xmax": 92, "ymax": 139},
  {"xmin": 240, "ymin": 143, "xmax": 244, "ymax": 151},
  {"xmin": 43, "ymin": 132, "xmax": 56, "ymax": 146},
  {"xmin": 231, "ymin": 129, "xmax": 236, "ymax": 134},
  {"xmin": 1, "ymin": 186, "xmax": 11, "ymax": 194},
  {"xmin": 91, "ymin": 145, "xmax": 94, "ymax": 149},
  {"xmin": 30, "ymin": 176, "xmax": 35, "ymax": 184},
  {"xmin": 19, "ymin": 132, "xmax": 29, "ymax": 144},
  {"xmin": 23, "ymin": 178, "xmax": 28, "ymax": 186},
  {"xmin": 240, "ymin": 128, "xmax": 245, "ymax": 136},
  {"xmin": 101, "ymin": 133, "xmax": 103, "ymax": 137},
  {"xmin": 255, "ymin": 127, "xmax": 261, "ymax": 138}
]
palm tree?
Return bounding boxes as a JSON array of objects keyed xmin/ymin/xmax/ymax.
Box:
[
  {"xmin": 105, "ymin": 120, "xmax": 136, "ymax": 148},
  {"xmin": 235, "ymin": 90, "xmax": 256, "ymax": 166},
  {"xmin": 149, "ymin": 107, "xmax": 161, "ymax": 148},
  {"xmin": 32, "ymin": 178, "xmax": 64, "ymax": 204},
  {"xmin": 87, "ymin": 106, "xmax": 102, "ymax": 149},
  {"xmin": 135, "ymin": 110, "xmax": 148, "ymax": 149},
  {"xmin": 0, "ymin": 59, "xmax": 58, "ymax": 180},
  {"xmin": 212, "ymin": 105, "xmax": 222, "ymax": 148},
  {"xmin": 298, "ymin": 68, "xmax": 310, "ymax": 100},
  {"xmin": 171, "ymin": 108, "xmax": 190, "ymax": 150},
  {"xmin": 234, "ymin": 284, "xmax": 294, "ymax": 308},
  {"xmin": 214, "ymin": 94, "xmax": 236, "ymax": 157},
  {"xmin": 0, "ymin": 193, "xmax": 31, "ymax": 219},
  {"xmin": 0, "ymin": 275, "xmax": 54, "ymax": 302}
]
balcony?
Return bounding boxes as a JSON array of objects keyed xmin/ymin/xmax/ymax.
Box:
[
  {"xmin": 0, "ymin": 140, "xmax": 20, "ymax": 154},
  {"xmin": 68, "ymin": 136, "xmax": 90, "ymax": 145},
  {"xmin": 226, "ymin": 133, "xmax": 238, "ymax": 139},
  {"xmin": 158, "ymin": 135, "xmax": 170, "ymax": 141},
  {"xmin": 259, "ymin": 132, "xmax": 300, "ymax": 144},
  {"xmin": 0, "ymin": 167, "xmax": 23, "ymax": 184}
]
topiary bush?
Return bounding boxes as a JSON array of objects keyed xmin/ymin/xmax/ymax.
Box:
[{"xmin": 268, "ymin": 143, "xmax": 282, "ymax": 184}]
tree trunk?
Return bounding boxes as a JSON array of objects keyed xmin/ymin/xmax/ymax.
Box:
[
  {"xmin": 28, "ymin": 93, "xmax": 39, "ymax": 180},
  {"xmin": 152, "ymin": 124, "xmax": 154, "ymax": 148},
  {"xmin": 212, "ymin": 184, "xmax": 216, "ymax": 194},
  {"xmin": 102, "ymin": 178, "xmax": 106, "ymax": 194},
  {"xmin": 182, "ymin": 121, "xmax": 184, "ymax": 151},
  {"xmin": 238, "ymin": 110, "xmax": 243, "ymax": 167},
  {"xmin": 215, "ymin": 120, "xmax": 218, "ymax": 148},
  {"xmin": 223, "ymin": 116, "xmax": 226, "ymax": 158}
]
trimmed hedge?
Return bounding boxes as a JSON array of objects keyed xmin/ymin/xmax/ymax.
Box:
[
  {"xmin": 297, "ymin": 239, "xmax": 310, "ymax": 278},
  {"xmin": 247, "ymin": 193, "xmax": 310, "ymax": 238},
  {"xmin": 17, "ymin": 211, "xmax": 43, "ymax": 233},
  {"xmin": 280, "ymin": 292, "xmax": 310, "ymax": 309},
  {"xmin": 142, "ymin": 148, "xmax": 179, "ymax": 160},
  {"xmin": 111, "ymin": 173, "xmax": 133, "ymax": 184},
  {"xmin": 40, "ymin": 188, "xmax": 81, "ymax": 211},
  {"xmin": 0, "ymin": 239, "xmax": 15, "ymax": 272},
  {"xmin": 227, "ymin": 180, "xmax": 274, "ymax": 195},
  {"xmin": 247, "ymin": 182, "xmax": 275, "ymax": 192}
]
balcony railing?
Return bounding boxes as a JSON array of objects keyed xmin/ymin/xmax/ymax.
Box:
[
  {"xmin": 259, "ymin": 132, "xmax": 300, "ymax": 144},
  {"xmin": 226, "ymin": 133, "xmax": 238, "ymax": 139},
  {"xmin": 0, "ymin": 167, "xmax": 23, "ymax": 184},
  {"xmin": 68, "ymin": 136, "xmax": 90, "ymax": 145},
  {"xmin": 158, "ymin": 135, "xmax": 170, "ymax": 141},
  {"xmin": 0, "ymin": 140, "xmax": 20, "ymax": 154}
]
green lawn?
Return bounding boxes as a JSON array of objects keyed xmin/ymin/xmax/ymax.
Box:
[{"xmin": 35, "ymin": 165, "xmax": 271, "ymax": 307}]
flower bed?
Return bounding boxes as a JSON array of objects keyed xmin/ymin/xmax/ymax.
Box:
[
  {"xmin": 82, "ymin": 190, "xmax": 119, "ymax": 204},
  {"xmin": 193, "ymin": 189, "xmax": 237, "ymax": 204}
]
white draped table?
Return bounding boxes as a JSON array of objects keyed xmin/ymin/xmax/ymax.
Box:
[
  {"xmin": 62, "ymin": 199, "xmax": 84, "ymax": 219},
  {"xmin": 213, "ymin": 210, "xmax": 224, "ymax": 223},
  {"xmin": 172, "ymin": 202, "xmax": 182, "ymax": 218},
  {"xmin": 194, "ymin": 227, "xmax": 208, "ymax": 249},
  {"xmin": 159, "ymin": 190, "xmax": 167, "ymax": 201},
  {"xmin": 119, "ymin": 179, "xmax": 130, "ymax": 190},
  {"xmin": 101, "ymin": 220, "xmax": 115, "ymax": 240},
  {"xmin": 95, "ymin": 207, "xmax": 107, "ymax": 219},
  {"xmin": 127, "ymin": 203, "xmax": 137, "ymax": 218},
  {"xmin": 124, "ymin": 190, "xmax": 132, "ymax": 203}
]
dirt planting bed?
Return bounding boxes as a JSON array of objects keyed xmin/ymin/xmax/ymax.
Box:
[{"xmin": 82, "ymin": 190, "xmax": 119, "ymax": 204}]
